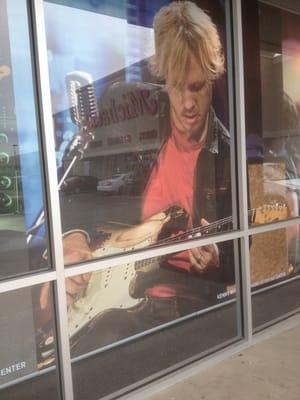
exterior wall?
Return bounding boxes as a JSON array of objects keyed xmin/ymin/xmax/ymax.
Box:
[{"xmin": 0, "ymin": 1, "xmax": 300, "ymax": 399}]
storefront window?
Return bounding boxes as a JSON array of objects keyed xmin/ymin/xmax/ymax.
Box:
[
  {"xmin": 0, "ymin": 283, "xmax": 60, "ymax": 400},
  {"xmin": 65, "ymin": 239, "xmax": 238, "ymax": 357},
  {"xmin": 244, "ymin": 0, "xmax": 300, "ymax": 226},
  {"xmin": 67, "ymin": 240, "xmax": 240, "ymax": 399},
  {"xmin": 43, "ymin": 0, "xmax": 236, "ymax": 266},
  {"xmin": 41, "ymin": 1, "xmax": 241, "ymax": 397},
  {"xmin": 3, "ymin": 1, "xmax": 300, "ymax": 399},
  {"xmin": 250, "ymin": 225, "xmax": 300, "ymax": 330},
  {"xmin": 243, "ymin": 0, "xmax": 300, "ymax": 331},
  {"xmin": 0, "ymin": 0, "xmax": 50, "ymax": 279}
]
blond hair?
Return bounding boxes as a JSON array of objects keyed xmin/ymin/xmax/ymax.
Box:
[{"xmin": 151, "ymin": 1, "xmax": 224, "ymax": 87}]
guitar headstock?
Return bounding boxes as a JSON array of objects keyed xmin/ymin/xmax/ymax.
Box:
[{"xmin": 252, "ymin": 202, "xmax": 288, "ymax": 225}]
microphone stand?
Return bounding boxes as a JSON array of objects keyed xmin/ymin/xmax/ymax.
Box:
[
  {"xmin": 27, "ymin": 71, "xmax": 98, "ymax": 245},
  {"xmin": 26, "ymin": 125, "xmax": 95, "ymax": 244}
]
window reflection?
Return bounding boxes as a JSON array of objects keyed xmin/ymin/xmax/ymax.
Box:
[
  {"xmin": 0, "ymin": 283, "xmax": 60, "ymax": 399},
  {"xmin": 245, "ymin": 1, "xmax": 300, "ymax": 226},
  {"xmin": 44, "ymin": 0, "xmax": 235, "ymax": 270},
  {"xmin": 250, "ymin": 225, "xmax": 300, "ymax": 330},
  {"xmin": 0, "ymin": 0, "xmax": 50, "ymax": 279}
]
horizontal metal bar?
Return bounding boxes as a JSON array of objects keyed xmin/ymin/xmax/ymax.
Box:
[
  {"xmin": 247, "ymin": 216, "xmax": 300, "ymax": 237},
  {"xmin": 253, "ymin": 307, "xmax": 300, "ymax": 334},
  {"xmin": 123, "ymin": 312, "xmax": 300, "ymax": 400},
  {"xmin": 71, "ymin": 298, "xmax": 237, "ymax": 364},
  {"xmin": 62, "ymin": 217, "xmax": 300, "ymax": 279},
  {"xmin": 259, "ymin": 0, "xmax": 300, "ymax": 16},
  {"xmin": 0, "ymin": 270, "xmax": 56, "ymax": 294},
  {"xmin": 1, "ymin": 216, "xmax": 298, "ymax": 290},
  {"xmin": 0, "ymin": 364, "xmax": 56, "ymax": 391},
  {"xmin": 108, "ymin": 336, "xmax": 241, "ymax": 400},
  {"xmin": 65, "ymin": 229, "xmax": 242, "ymax": 278},
  {"xmin": 252, "ymin": 273, "xmax": 300, "ymax": 295}
]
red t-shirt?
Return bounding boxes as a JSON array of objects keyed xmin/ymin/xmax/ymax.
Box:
[
  {"xmin": 142, "ymin": 125, "xmax": 202, "ymax": 220},
  {"xmin": 141, "ymin": 125, "xmax": 202, "ymax": 297}
]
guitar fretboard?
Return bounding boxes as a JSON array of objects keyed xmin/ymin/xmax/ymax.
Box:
[{"xmin": 135, "ymin": 204, "xmax": 285, "ymax": 269}]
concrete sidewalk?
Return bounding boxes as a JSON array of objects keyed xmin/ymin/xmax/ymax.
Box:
[{"xmin": 147, "ymin": 323, "xmax": 300, "ymax": 400}]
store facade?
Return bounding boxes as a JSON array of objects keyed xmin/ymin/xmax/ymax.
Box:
[{"xmin": 1, "ymin": 0, "xmax": 300, "ymax": 399}]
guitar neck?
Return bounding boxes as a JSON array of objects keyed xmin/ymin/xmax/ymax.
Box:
[
  {"xmin": 130, "ymin": 203, "xmax": 288, "ymax": 269},
  {"xmin": 151, "ymin": 203, "xmax": 287, "ymax": 247}
]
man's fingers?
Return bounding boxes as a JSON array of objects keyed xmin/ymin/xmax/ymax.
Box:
[
  {"xmin": 188, "ymin": 249, "xmax": 206, "ymax": 272},
  {"xmin": 200, "ymin": 243, "xmax": 216, "ymax": 253},
  {"xmin": 202, "ymin": 244, "xmax": 220, "ymax": 267},
  {"xmin": 63, "ymin": 232, "xmax": 92, "ymax": 265},
  {"xmin": 200, "ymin": 218, "xmax": 209, "ymax": 226},
  {"xmin": 80, "ymin": 272, "xmax": 92, "ymax": 283},
  {"xmin": 65, "ymin": 277, "xmax": 84, "ymax": 291},
  {"xmin": 65, "ymin": 276, "xmax": 89, "ymax": 294},
  {"xmin": 65, "ymin": 276, "xmax": 89, "ymax": 298},
  {"xmin": 63, "ymin": 247, "xmax": 92, "ymax": 265},
  {"xmin": 66, "ymin": 293, "xmax": 76, "ymax": 307},
  {"xmin": 65, "ymin": 273, "xmax": 92, "ymax": 307},
  {"xmin": 40, "ymin": 282, "xmax": 50, "ymax": 310},
  {"xmin": 189, "ymin": 243, "xmax": 220, "ymax": 273},
  {"xmin": 190, "ymin": 246, "xmax": 201, "ymax": 260}
]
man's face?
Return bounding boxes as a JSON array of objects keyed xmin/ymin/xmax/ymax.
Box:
[{"xmin": 166, "ymin": 57, "xmax": 212, "ymax": 141}]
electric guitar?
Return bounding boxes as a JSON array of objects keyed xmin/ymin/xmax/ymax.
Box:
[
  {"xmin": 67, "ymin": 203, "xmax": 288, "ymax": 338},
  {"xmin": 37, "ymin": 202, "xmax": 289, "ymax": 366}
]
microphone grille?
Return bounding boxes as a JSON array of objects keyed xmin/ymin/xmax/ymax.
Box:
[
  {"xmin": 66, "ymin": 71, "xmax": 98, "ymax": 127},
  {"xmin": 68, "ymin": 79, "xmax": 81, "ymax": 125},
  {"xmin": 77, "ymin": 83, "xmax": 98, "ymax": 122}
]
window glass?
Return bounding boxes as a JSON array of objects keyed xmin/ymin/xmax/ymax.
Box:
[
  {"xmin": 0, "ymin": 283, "xmax": 60, "ymax": 400},
  {"xmin": 68, "ymin": 239, "xmax": 238, "ymax": 356},
  {"xmin": 250, "ymin": 225, "xmax": 300, "ymax": 330},
  {"xmin": 67, "ymin": 239, "xmax": 240, "ymax": 399},
  {"xmin": 0, "ymin": 0, "xmax": 50, "ymax": 279},
  {"xmin": 43, "ymin": 0, "xmax": 236, "ymax": 267},
  {"xmin": 244, "ymin": 0, "xmax": 300, "ymax": 226}
]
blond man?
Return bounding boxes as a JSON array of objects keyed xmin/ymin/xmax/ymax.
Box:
[{"xmin": 38, "ymin": 2, "xmax": 234, "ymax": 354}]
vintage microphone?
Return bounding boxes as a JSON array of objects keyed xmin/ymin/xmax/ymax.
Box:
[
  {"xmin": 57, "ymin": 71, "xmax": 98, "ymax": 189},
  {"xmin": 26, "ymin": 71, "xmax": 98, "ymax": 243}
]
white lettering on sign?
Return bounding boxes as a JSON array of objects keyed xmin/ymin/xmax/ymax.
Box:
[
  {"xmin": 0, "ymin": 361, "xmax": 26, "ymax": 376},
  {"xmin": 97, "ymin": 89, "xmax": 158, "ymax": 128}
]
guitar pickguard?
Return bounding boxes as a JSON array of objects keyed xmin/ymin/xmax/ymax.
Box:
[
  {"xmin": 67, "ymin": 207, "xmax": 188, "ymax": 339},
  {"xmin": 68, "ymin": 259, "xmax": 142, "ymax": 339}
]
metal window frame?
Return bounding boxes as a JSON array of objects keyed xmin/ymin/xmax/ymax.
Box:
[
  {"xmin": 29, "ymin": 1, "xmax": 74, "ymax": 398},
  {"xmin": 0, "ymin": 0, "xmax": 299, "ymax": 399}
]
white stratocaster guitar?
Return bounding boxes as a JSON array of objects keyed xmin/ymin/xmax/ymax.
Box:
[
  {"xmin": 37, "ymin": 202, "xmax": 288, "ymax": 366},
  {"xmin": 68, "ymin": 202, "xmax": 288, "ymax": 338}
]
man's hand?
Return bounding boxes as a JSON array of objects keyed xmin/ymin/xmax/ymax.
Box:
[
  {"xmin": 188, "ymin": 218, "xmax": 220, "ymax": 274},
  {"xmin": 65, "ymin": 272, "xmax": 92, "ymax": 307},
  {"xmin": 63, "ymin": 231, "xmax": 93, "ymax": 265},
  {"xmin": 39, "ymin": 231, "xmax": 93, "ymax": 316},
  {"xmin": 0, "ymin": 64, "xmax": 11, "ymax": 80},
  {"xmin": 63, "ymin": 231, "xmax": 93, "ymax": 307}
]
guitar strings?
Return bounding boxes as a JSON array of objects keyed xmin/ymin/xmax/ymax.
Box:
[
  {"xmin": 151, "ymin": 203, "xmax": 285, "ymax": 248},
  {"xmin": 148, "ymin": 207, "xmax": 258, "ymax": 247},
  {"xmin": 150, "ymin": 214, "xmax": 234, "ymax": 247}
]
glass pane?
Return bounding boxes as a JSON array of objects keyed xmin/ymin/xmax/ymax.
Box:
[
  {"xmin": 68, "ymin": 239, "xmax": 240, "ymax": 399},
  {"xmin": 0, "ymin": 0, "xmax": 50, "ymax": 279},
  {"xmin": 43, "ymin": 0, "xmax": 236, "ymax": 267},
  {"xmin": 0, "ymin": 283, "xmax": 60, "ymax": 399},
  {"xmin": 244, "ymin": 0, "xmax": 300, "ymax": 226},
  {"xmin": 250, "ymin": 225, "xmax": 300, "ymax": 330}
]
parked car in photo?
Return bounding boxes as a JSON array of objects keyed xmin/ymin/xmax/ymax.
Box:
[
  {"xmin": 124, "ymin": 172, "xmax": 146, "ymax": 195},
  {"xmin": 60, "ymin": 175, "xmax": 98, "ymax": 194},
  {"xmin": 97, "ymin": 173, "xmax": 133, "ymax": 195}
]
